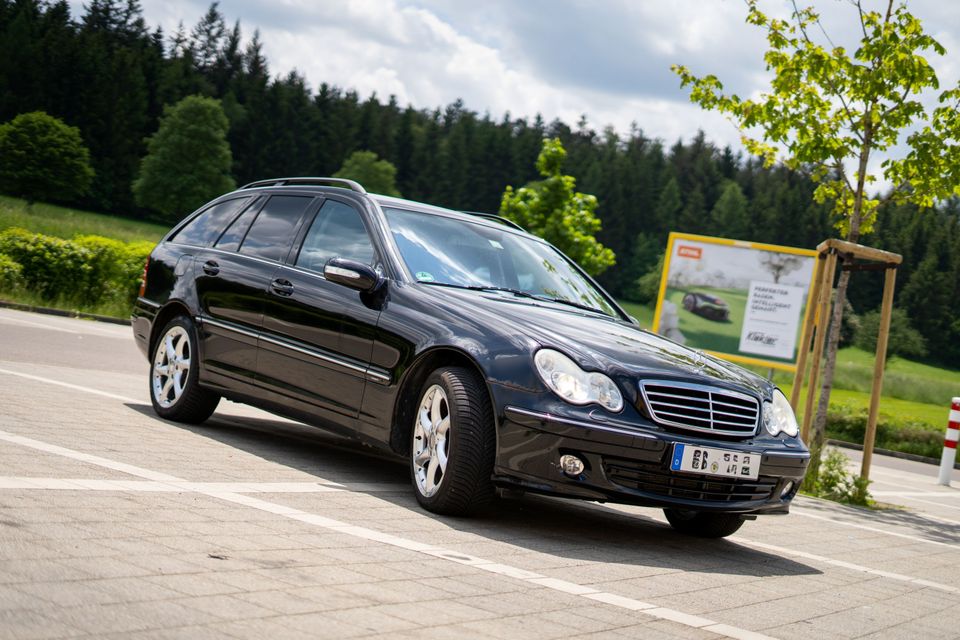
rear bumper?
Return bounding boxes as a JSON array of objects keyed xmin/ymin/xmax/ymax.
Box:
[
  {"xmin": 494, "ymin": 405, "xmax": 809, "ymax": 515},
  {"xmin": 131, "ymin": 297, "xmax": 159, "ymax": 359}
]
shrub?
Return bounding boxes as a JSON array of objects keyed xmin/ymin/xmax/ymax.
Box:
[
  {"xmin": 855, "ymin": 308, "xmax": 927, "ymax": 360},
  {"xmin": 0, "ymin": 252, "xmax": 22, "ymax": 291},
  {"xmin": 809, "ymin": 447, "xmax": 872, "ymax": 506},
  {"xmin": 0, "ymin": 228, "xmax": 151, "ymax": 310},
  {"xmin": 0, "ymin": 227, "xmax": 90, "ymax": 300}
]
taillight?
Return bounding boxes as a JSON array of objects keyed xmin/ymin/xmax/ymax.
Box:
[{"xmin": 138, "ymin": 257, "xmax": 150, "ymax": 297}]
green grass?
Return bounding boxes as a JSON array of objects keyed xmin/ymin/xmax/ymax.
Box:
[
  {"xmin": 0, "ymin": 287, "xmax": 135, "ymax": 319},
  {"xmin": 666, "ymin": 286, "xmax": 749, "ymax": 356},
  {"xmin": 617, "ymin": 300, "xmax": 655, "ymax": 329},
  {"xmin": 0, "ymin": 195, "xmax": 167, "ymax": 243}
]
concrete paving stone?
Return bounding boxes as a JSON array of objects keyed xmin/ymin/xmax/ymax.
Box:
[
  {"xmin": 455, "ymin": 612, "xmax": 595, "ymax": 640},
  {"xmin": 0, "ymin": 607, "xmax": 84, "ymax": 640},
  {"xmin": 86, "ymin": 576, "xmax": 198, "ymax": 603},
  {"xmin": 142, "ymin": 573, "xmax": 246, "ymax": 598},
  {"xmin": 334, "ymin": 578, "xmax": 454, "ymax": 605},
  {"xmin": 0, "ymin": 585, "xmax": 46, "ymax": 612},
  {"xmin": 92, "ymin": 624, "xmax": 239, "ymax": 640},
  {"xmin": 0, "ymin": 559, "xmax": 95, "ymax": 584},
  {"xmin": 97, "ymin": 536, "xmax": 191, "ymax": 556},
  {"xmin": 209, "ymin": 570, "xmax": 303, "ymax": 593},
  {"xmin": 455, "ymin": 587, "xmax": 573, "ymax": 617},
  {"xmin": 320, "ymin": 606, "xmax": 423, "ymax": 634},
  {"xmin": 607, "ymin": 619, "xmax": 719, "ymax": 640},
  {"xmin": 252, "ymin": 564, "xmax": 376, "ymax": 589},
  {"xmin": 0, "ymin": 539, "xmax": 63, "ymax": 561},
  {"xmin": 285, "ymin": 585, "xmax": 379, "ymax": 610},
  {"xmin": 593, "ymin": 567, "xmax": 762, "ymax": 600},
  {"xmin": 124, "ymin": 553, "xmax": 217, "ymax": 576},
  {"xmin": 346, "ymin": 561, "xmax": 425, "ymax": 582},
  {"xmin": 230, "ymin": 589, "xmax": 328, "ymax": 616},
  {"xmin": 207, "ymin": 618, "xmax": 325, "ymax": 640},
  {"xmin": 374, "ymin": 600, "xmax": 501, "ymax": 626},
  {"xmin": 42, "ymin": 600, "xmax": 219, "ymax": 636},
  {"xmin": 15, "ymin": 579, "xmax": 137, "ymax": 608},
  {"xmin": 175, "ymin": 594, "xmax": 278, "ymax": 621}
]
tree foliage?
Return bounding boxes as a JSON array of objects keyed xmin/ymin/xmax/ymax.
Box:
[
  {"xmin": 499, "ymin": 138, "xmax": 615, "ymax": 276},
  {"xmin": 0, "ymin": 111, "xmax": 94, "ymax": 204},
  {"xmin": 333, "ymin": 150, "xmax": 400, "ymax": 196},
  {"xmin": 133, "ymin": 95, "xmax": 234, "ymax": 221},
  {"xmin": 854, "ymin": 308, "xmax": 926, "ymax": 361}
]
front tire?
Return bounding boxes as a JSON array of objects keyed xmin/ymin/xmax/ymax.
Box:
[
  {"xmin": 664, "ymin": 509, "xmax": 746, "ymax": 538},
  {"xmin": 409, "ymin": 366, "xmax": 495, "ymax": 516},
  {"xmin": 149, "ymin": 316, "xmax": 219, "ymax": 423}
]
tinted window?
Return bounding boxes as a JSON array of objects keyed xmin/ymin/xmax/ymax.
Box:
[
  {"xmin": 238, "ymin": 196, "xmax": 313, "ymax": 262},
  {"xmin": 170, "ymin": 197, "xmax": 250, "ymax": 247},
  {"xmin": 295, "ymin": 200, "xmax": 375, "ymax": 272},
  {"xmin": 215, "ymin": 197, "xmax": 262, "ymax": 252}
]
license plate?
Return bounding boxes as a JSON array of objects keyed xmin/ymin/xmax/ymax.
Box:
[{"xmin": 670, "ymin": 444, "xmax": 759, "ymax": 480}]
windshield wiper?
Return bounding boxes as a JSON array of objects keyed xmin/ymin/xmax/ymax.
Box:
[{"xmin": 420, "ymin": 281, "xmax": 609, "ymax": 316}]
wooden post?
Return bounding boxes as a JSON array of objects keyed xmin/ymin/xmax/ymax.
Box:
[
  {"xmin": 791, "ymin": 254, "xmax": 826, "ymax": 410},
  {"xmin": 801, "ymin": 251, "xmax": 838, "ymax": 442},
  {"xmin": 861, "ymin": 266, "xmax": 897, "ymax": 481}
]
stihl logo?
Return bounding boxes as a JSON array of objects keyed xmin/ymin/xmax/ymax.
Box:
[{"xmin": 677, "ymin": 245, "xmax": 701, "ymax": 259}]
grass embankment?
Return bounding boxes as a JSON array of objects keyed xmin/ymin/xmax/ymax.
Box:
[{"xmin": 0, "ymin": 195, "xmax": 166, "ymax": 243}]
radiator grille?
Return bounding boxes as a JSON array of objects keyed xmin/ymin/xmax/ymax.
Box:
[{"xmin": 639, "ymin": 381, "xmax": 759, "ymax": 437}]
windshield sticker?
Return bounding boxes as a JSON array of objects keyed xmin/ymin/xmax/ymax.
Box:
[{"xmin": 416, "ymin": 271, "xmax": 435, "ymax": 282}]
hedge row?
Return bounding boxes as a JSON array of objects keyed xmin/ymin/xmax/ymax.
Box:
[
  {"xmin": 0, "ymin": 227, "xmax": 152, "ymax": 310},
  {"xmin": 826, "ymin": 405, "xmax": 945, "ymax": 459}
]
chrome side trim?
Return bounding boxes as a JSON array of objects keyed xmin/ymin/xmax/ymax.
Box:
[
  {"xmin": 199, "ymin": 316, "xmax": 391, "ymax": 385},
  {"xmin": 200, "ymin": 316, "xmax": 260, "ymax": 341},
  {"xmin": 505, "ymin": 406, "xmax": 656, "ymax": 440},
  {"xmin": 136, "ymin": 297, "xmax": 161, "ymax": 309},
  {"xmin": 762, "ymin": 450, "xmax": 811, "ymax": 459}
]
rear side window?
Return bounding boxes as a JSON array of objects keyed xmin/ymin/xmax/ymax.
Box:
[
  {"xmin": 239, "ymin": 195, "xmax": 313, "ymax": 262},
  {"xmin": 295, "ymin": 199, "xmax": 375, "ymax": 272},
  {"xmin": 215, "ymin": 197, "xmax": 263, "ymax": 252},
  {"xmin": 170, "ymin": 197, "xmax": 251, "ymax": 247}
]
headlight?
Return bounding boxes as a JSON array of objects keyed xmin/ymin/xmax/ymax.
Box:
[
  {"xmin": 534, "ymin": 349, "xmax": 623, "ymax": 412},
  {"xmin": 763, "ymin": 389, "xmax": 799, "ymax": 438}
]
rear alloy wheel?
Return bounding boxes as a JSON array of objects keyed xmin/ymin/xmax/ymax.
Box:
[
  {"xmin": 663, "ymin": 508, "xmax": 746, "ymax": 538},
  {"xmin": 410, "ymin": 367, "xmax": 495, "ymax": 515},
  {"xmin": 150, "ymin": 316, "xmax": 219, "ymax": 423}
]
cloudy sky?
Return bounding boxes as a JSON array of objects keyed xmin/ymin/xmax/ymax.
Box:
[{"xmin": 70, "ymin": 0, "xmax": 960, "ymax": 164}]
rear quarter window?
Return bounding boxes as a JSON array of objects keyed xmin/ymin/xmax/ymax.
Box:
[{"xmin": 169, "ymin": 197, "xmax": 252, "ymax": 247}]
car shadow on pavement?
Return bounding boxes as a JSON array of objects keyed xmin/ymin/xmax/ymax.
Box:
[
  {"xmin": 127, "ymin": 404, "xmax": 822, "ymax": 579},
  {"xmin": 794, "ymin": 496, "xmax": 960, "ymax": 545}
]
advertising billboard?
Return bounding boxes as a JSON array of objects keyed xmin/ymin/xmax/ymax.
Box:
[{"xmin": 651, "ymin": 233, "xmax": 818, "ymax": 371}]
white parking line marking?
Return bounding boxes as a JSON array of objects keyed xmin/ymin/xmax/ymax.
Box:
[
  {"xmin": 0, "ymin": 309, "xmax": 128, "ymax": 337},
  {"xmin": 0, "ymin": 367, "xmax": 140, "ymax": 404},
  {"xmin": 872, "ymin": 491, "xmax": 960, "ymax": 497},
  {"xmin": 732, "ymin": 537, "xmax": 960, "ymax": 594},
  {"xmin": 0, "ymin": 477, "xmax": 412, "ymax": 494},
  {"xmin": 0, "ymin": 428, "xmax": 777, "ymax": 640},
  {"xmin": 791, "ymin": 507, "xmax": 960, "ymax": 549}
]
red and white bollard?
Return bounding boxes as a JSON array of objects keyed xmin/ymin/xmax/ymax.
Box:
[{"xmin": 938, "ymin": 397, "xmax": 960, "ymax": 486}]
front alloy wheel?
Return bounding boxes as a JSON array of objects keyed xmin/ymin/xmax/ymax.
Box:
[
  {"xmin": 409, "ymin": 367, "xmax": 495, "ymax": 515},
  {"xmin": 149, "ymin": 316, "xmax": 219, "ymax": 423}
]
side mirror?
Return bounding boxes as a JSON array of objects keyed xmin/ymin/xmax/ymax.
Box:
[{"xmin": 324, "ymin": 257, "xmax": 383, "ymax": 293}]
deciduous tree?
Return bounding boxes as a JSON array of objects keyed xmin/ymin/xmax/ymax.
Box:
[
  {"xmin": 133, "ymin": 95, "xmax": 234, "ymax": 221},
  {"xmin": 333, "ymin": 150, "xmax": 401, "ymax": 197},
  {"xmin": 0, "ymin": 111, "xmax": 94, "ymax": 205},
  {"xmin": 499, "ymin": 138, "xmax": 615, "ymax": 276}
]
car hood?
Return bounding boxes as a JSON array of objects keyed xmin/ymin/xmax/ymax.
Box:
[{"xmin": 427, "ymin": 287, "xmax": 772, "ymax": 398}]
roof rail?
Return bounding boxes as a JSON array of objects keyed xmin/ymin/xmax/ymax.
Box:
[
  {"xmin": 461, "ymin": 211, "xmax": 526, "ymax": 232},
  {"xmin": 239, "ymin": 177, "xmax": 367, "ymax": 194}
]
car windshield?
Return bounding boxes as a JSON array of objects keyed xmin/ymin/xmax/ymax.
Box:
[{"xmin": 383, "ymin": 207, "xmax": 619, "ymax": 318}]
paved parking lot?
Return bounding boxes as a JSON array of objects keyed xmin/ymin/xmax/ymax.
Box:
[{"xmin": 2, "ymin": 306, "xmax": 960, "ymax": 639}]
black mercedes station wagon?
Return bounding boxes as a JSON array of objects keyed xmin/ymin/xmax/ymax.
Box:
[{"xmin": 133, "ymin": 177, "xmax": 809, "ymax": 538}]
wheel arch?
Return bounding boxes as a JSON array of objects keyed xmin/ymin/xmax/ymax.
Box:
[
  {"xmin": 389, "ymin": 346, "xmax": 495, "ymax": 456},
  {"xmin": 148, "ymin": 300, "xmax": 195, "ymax": 358}
]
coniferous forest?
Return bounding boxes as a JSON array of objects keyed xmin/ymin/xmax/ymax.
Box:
[{"xmin": 1, "ymin": 0, "xmax": 958, "ymax": 365}]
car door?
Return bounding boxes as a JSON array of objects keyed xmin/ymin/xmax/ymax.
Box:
[
  {"xmin": 256, "ymin": 197, "xmax": 383, "ymax": 424},
  {"xmin": 194, "ymin": 194, "xmax": 315, "ymax": 389}
]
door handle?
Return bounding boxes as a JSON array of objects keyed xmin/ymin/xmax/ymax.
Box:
[
  {"xmin": 202, "ymin": 260, "xmax": 220, "ymax": 276},
  {"xmin": 270, "ymin": 278, "xmax": 295, "ymax": 296}
]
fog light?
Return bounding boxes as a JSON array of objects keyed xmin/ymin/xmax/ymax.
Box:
[
  {"xmin": 780, "ymin": 481, "xmax": 794, "ymax": 498},
  {"xmin": 560, "ymin": 454, "xmax": 585, "ymax": 476}
]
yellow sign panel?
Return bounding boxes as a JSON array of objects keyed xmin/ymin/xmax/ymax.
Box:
[{"xmin": 651, "ymin": 233, "xmax": 818, "ymax": 372}]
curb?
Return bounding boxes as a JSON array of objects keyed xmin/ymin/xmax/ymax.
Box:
[
  {"xmin": 828, "ymin": 438, "xmax": 960, "ymax": 470},
  {"xmin": 0, "ymin": 299, "xmax": 131, "ymax": 326}
]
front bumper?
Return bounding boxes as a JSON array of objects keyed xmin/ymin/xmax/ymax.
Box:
[{"xmin": 494, "ymin": 405, "xmax": 809, "ymax": 515}]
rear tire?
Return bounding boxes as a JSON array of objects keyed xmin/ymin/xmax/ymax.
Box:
[
  {"xmin": 409, "ymin": 366, "xmax": 495, "ymax": 516},
  {"xmin": 664, "ymin": 509, "xmax": 746, "ymax": 538},
  {"xmin": 149, "ymin": 316, "xmax": 220, "ymax": 424}
]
